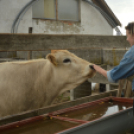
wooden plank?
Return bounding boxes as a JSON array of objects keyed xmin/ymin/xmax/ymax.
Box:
[
  {"xmin": 0, "ymin": 34, "xmax": 129, "ymax": 51},
  {"xmin": 124, "ymin": 80, "xmax": 132, "ymax": 97},
  {"xmin": 117, "ymin": 79, "xmax": 127, "ymax": 97}
]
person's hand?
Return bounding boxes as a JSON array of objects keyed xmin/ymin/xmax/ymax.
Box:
[{"xmin": 93, "ymin": 64, "xmax": 102, "ymax": 72}]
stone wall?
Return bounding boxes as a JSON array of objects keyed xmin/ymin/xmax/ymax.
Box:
[{"xmin": 0, "ymin": 34, "xmax": 129, "ymax": 64}]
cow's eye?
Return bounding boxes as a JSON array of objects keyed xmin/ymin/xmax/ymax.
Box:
[{"xmin": 63, "ymin": 58, "xmax": 71, "ymax": 63}]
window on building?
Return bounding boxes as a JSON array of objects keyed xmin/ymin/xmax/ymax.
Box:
[
  {"xmin": 44, "ymin": 0, "xmax": 56, "ymax": 19},
  {"xmin": 32, "ymin": 0, "xmax": 56, "ymax": 19},
  {"xmin": 32, "ymin": 0, "xmax": 80, "ymax": 21}
]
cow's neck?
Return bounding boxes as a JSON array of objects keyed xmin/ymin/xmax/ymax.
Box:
[{"xmin": 37, "ymin": 60, "xmax": 64, "ymax": 105}]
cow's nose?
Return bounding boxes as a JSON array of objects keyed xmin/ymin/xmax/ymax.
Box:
[{"xmin": 89, "ymin": 65, "xmax": 95, "ymax": 70}]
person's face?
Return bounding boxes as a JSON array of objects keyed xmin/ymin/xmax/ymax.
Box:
[{"xmin": 126, "ymin": 30, "xmax": 134, "ymax": 46}]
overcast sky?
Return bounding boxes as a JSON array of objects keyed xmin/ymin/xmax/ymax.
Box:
[{"xmin": 105, "ymin": 0, "xmax": 134, "ymax": 35}]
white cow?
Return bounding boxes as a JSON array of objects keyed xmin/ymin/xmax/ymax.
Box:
[{"xmin": 0, "ymin": 50, "xmax": 95, "ymax": 117}]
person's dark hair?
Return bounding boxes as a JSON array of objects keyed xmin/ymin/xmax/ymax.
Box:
[{"xmin": 125, "ymin": 22, "xmax": 134, "ymax": 35}]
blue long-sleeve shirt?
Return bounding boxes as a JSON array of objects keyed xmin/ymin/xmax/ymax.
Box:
[{"xmin": 107, "ymin": 45, "xmax": 134, "ymax": 92}]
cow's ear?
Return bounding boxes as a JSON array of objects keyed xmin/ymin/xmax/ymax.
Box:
[{"xmin": 46, "ymin": 54, "xmax": 57, "ymax": 66}]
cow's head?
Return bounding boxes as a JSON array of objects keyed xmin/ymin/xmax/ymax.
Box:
[{"xmin": 46, "ymin": 50, "xmax": 96, "ymax": 94}]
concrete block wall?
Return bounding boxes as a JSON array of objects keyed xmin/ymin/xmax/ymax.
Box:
[
  {"xmin": 71, "ymin": 81, "xmax": 92, "ymax": 100},
  {"xmin": 0, "ymin": 34, "xmax": 129, "ymax": 63},
  {"xmin": 102, "ymin": 49, "xmax": 127, "ymax": 66},
  {"xmin": 0, "ymin": 52, "xmax": 17, "ymax": 58},
  {"xmin": 17, "ymin": 51, "xmax": 50, "ymax": 59},
  {"xmin": 69, "ymin": 50, "xmax": 102, "ymax": 64}
]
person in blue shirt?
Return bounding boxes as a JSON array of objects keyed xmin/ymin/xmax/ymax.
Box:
[{"xmin": 93, "ymin": 22, "xmax": 134, "ymax": 93}]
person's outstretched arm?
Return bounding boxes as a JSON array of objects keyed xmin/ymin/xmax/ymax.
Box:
[{"xmin": 93, "ymin": 64, "xmax": 107, "ymax": 78}]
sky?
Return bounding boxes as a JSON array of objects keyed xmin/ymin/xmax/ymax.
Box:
[{"xmin": 105, "ymin": 0, "xmax": 134, "ymax": 35}]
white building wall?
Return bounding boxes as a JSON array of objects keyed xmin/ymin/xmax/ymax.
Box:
[
  {"xmin": 32, "ymin": 0, "xmax": 113, "ymax": 35},
  {"xmin": 0, "ymin": 0, "xmax": 113, "ymax": 35},
  {"xmin": 81, "ymin": 1, "xmax": 113, "ymax": 35},
  {"xmin": 0, "ymin": 0, "xmax": 32, "ymax": 33}
]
